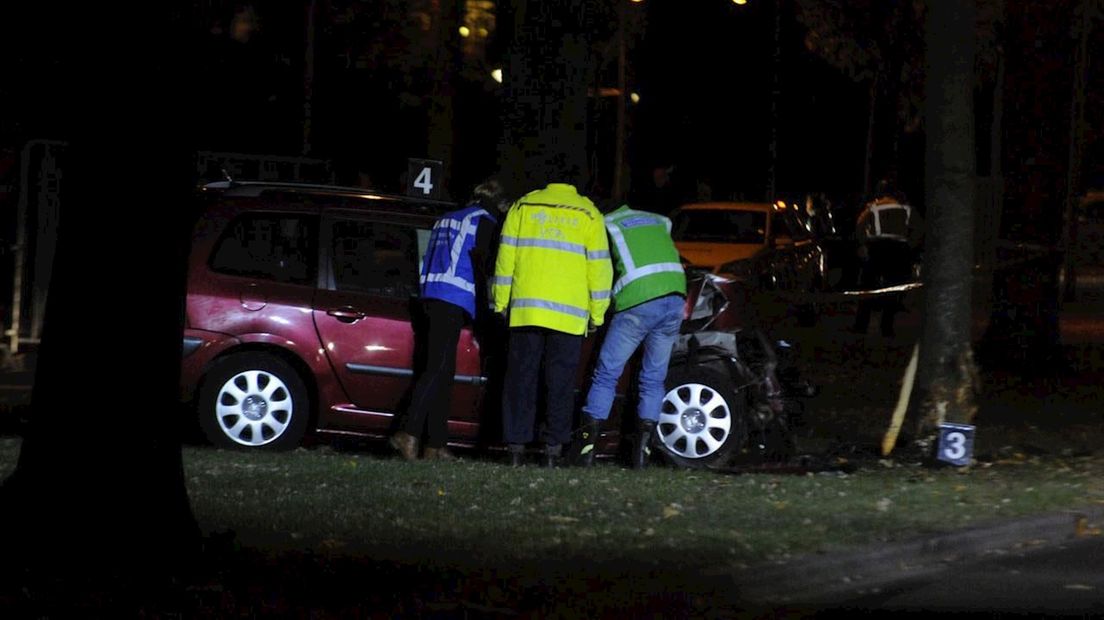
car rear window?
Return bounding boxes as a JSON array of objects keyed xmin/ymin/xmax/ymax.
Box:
[
  {"xmin": 209, "ymin": 213, "xmax": 318, "ymax": 285},
  {"xmin": 672, "ymin": 209, "xmax": 767, "ymax": 244}
]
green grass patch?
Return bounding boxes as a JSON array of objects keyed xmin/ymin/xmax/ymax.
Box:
[
  {"xmin": 178, "ymin": 443, "xmax": 1104, "ymax": 571},
  {"xmin": 4, "ymin": 436, "xmax": 1103, "ymax": 574}
]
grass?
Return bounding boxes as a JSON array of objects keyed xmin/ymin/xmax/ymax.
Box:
[{"xmin": 4, "ymin": 435, "xmax": 1100, "ymax": 570}]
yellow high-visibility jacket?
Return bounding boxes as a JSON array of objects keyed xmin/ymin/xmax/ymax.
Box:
[{"xmin": 493, "ymin": 183, "xmax": 613, "ymax": 335}]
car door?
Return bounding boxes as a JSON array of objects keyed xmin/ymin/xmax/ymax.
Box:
[{"xmin": 311, "ymin": 209, "xmax": 485, "ymax": 437}]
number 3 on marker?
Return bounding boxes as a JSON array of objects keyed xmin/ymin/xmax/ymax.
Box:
[
  {"xmin": 942, "ymin": 431, "xmax": 966, "ymax": 460},
  {"xmin": 413, "ymin": 166, "xmax": 433, "ymax": 195},
  {"xmin": 936, "ymin": 423, "xmax": 974, "ymax": 466}
]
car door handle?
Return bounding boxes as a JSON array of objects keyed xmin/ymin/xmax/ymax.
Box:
[{"xmin": 327, "ymin": 307, "xmax": 366, "ymax": 323}]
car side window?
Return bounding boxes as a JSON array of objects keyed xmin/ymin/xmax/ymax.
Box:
[
  {"xmin": 209, "ymin": 213, "xmax": 317, "ymax": 285},
  {"xmin": 331, "ymin": 219, "xmax": 422, "ymax": 298}
]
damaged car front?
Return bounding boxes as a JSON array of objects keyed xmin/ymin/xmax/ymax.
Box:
[{"xmin": 657, "ymin": 269, "xmax": 817, "ymax": 469}]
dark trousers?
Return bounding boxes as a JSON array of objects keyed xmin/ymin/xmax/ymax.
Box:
[
  {"xmin": 502, "ymin": 327, "xmax": 584, "ymax": 448},
  {"xmin": 404, "ymin": 299, "xmax": 465, "ymax": 448},
  {"xmin": 854, "ymin": 239, "xmax": 914, "ymax": 336}
]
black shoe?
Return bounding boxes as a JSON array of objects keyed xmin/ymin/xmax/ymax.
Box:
[
  {"xmin": 569, "ymin": 414, "xmax": 601, "ymax": 467},
  {"xmin": 632, "ymin": 420, "xmax": 657, "ymax": 470}
]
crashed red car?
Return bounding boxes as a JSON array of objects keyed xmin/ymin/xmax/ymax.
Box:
[{"xmin": 180, "ymin": 181, "xmax": 813, "ymax": 468}]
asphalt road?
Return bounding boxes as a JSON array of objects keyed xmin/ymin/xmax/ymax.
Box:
[{"xmin": 822, "ymin": 535, "xmax": 1104, "ymax": 616}]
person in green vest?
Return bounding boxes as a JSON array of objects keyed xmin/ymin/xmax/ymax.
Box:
[{"xmin": 573, "ymin": 203, "xmax": 687, "ymax": 468}]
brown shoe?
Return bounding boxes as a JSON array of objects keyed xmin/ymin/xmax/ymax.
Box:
[
  {"xmin": 389, "ymin": 431, "xmax": 419, "ymax": 461},
  {"xmin": 423, "ymin": 447, "xmax": 457, "ymax": 461}
]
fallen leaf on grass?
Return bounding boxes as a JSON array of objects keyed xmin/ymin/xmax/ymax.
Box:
[
  {"xmin": 876, "ymin": 498, "xmax": 892, "ymax": 512},
  {"xmin": 1076, "ymin": 517, "xmax": 1102, "ymax": 537},
  {"xmin": 662, "ymin": 505, "xmax": 681, "ymax": 519},
  {"xmin": 548, "ymin": 515, "xmax": 579, "ymax": 523},
  {"xmin": 1064, "ymin": 584, "xmax": 1095, "ymax": 591}
]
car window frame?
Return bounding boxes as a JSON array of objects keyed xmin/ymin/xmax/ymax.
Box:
[
  {"xmin": 318, "ymin": 205, "xmax": 443, "ymax": 299},
  {"xmin": 207, "ymin": 208, "xmax": 321, "ymax": 287}
]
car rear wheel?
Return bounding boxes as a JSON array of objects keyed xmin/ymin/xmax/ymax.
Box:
[
  {"xmin": 199, "ymin": 352, "xmax": 309, "ymax": 451},
  {"xmin": 657, "ymin": 364, "xmax": 747, "ymax": 469}
]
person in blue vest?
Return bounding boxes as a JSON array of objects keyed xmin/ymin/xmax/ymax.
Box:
[
  {"xmin": 390, "ymin": 179, "xmax": 508, "ymax": 461},
  {"xmin": 571, "ymin": 201, "xmax": 687, "ymax": 469}
]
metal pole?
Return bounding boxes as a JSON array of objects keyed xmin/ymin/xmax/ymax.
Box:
[{"xmin": 767, "ymin": 0, "xmax": 782, "ymax": 201}]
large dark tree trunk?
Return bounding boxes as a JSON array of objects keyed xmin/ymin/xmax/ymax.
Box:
[
  {"xmin": 496, "ymin": 0, "xmax": 596, "ymax": 197},
  {"xmin": 427, "ymin": 0, "xmax": 463, "ymax": 199},
  {"xmin": 909, "ymin": 0, "xmax": 980, "ymax": 445},
  {"xmin": 0, "ymin": 1, "xmax": 200, "ymax": 599}
]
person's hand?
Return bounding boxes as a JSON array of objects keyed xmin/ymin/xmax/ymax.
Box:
[{"xmin": 587, "ymin": 321, "xmax": 599, "ymax": 336}]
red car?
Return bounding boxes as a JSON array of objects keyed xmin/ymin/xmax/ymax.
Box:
[{"xmin": 181, "ymin": 181, "xmax": 811, "ymax": 468}]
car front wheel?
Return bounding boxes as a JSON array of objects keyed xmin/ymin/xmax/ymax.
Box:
[
  {"xmin": 657, "ymin": 364, "xmax": 747, "ymax": 469},
  {"xmin": 198, "ymin": 352, "xmax": 310, "ymax": 451}
]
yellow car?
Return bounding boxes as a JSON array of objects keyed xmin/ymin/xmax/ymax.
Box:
[{"xmin": 670, "ymin": 201, "xmax": 827, "ymax": 324}]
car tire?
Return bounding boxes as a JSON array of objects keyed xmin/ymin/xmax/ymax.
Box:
[
  {"xmin": 198, "ymin": 352, "xmax": 310, "ymax": 451},
  {"xmin": 656, "ymin": 364, "xmax": 748, "ymax": 469}
]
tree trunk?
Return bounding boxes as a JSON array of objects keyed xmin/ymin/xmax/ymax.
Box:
[
  {"xmin": 909, "ymin": 0, "xmax": 980, "ymax": 449},
  {"xmin": 497, "ymin": 0, "xmax": 595, "ymax": 197},
  {"xmin": 0, "ymin": 2, "xmax": 200, "ymax": 591},
  {"xmin": 862, "ymin": 74, "xmax": 879, "ymax": 198},
  {"xmin": 427, "ymin": 0, "xmax": 463, "ymax": 200},
  {"xmin": 1062, "ymin": 0, "xmax": 1092, "ymax": 300}
]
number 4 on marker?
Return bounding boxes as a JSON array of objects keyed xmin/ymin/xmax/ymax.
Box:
[{"xmin": 413, "ymin": 166, "xmax": 434, "ymax": 195}]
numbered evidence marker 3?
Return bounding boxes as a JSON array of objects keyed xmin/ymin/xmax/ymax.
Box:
[{"xmin": 936, "ymin": 423, "xmax": 976, "ymax": 467}]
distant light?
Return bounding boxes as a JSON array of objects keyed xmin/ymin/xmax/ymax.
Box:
[
  {"xmin": 478, "ymin": 27, "xmax": 489, "ymax": 37},
  {"xmin": 733, "ymin": 0, "xmax": 748, "ymax": 4},
  {"xmin": 459, "ymin": 26, "xmax": 471, "ymax": 37},
  {"xmin": 631, "ymin": 0, "xmax": 644, "ymax": 3},
  {"xmin": 630, "ymin": 92, "xmax": 641, "ymax": 104},
  {"xmin": 491, "ymin": 68, "xmax": 503, "ymax": 83},
  {"xmin": 774, "ymin": 200, "xmax": 786, "ymax": 211}
]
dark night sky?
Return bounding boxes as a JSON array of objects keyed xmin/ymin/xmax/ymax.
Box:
[{"xmin": 633, "ymin": 0, "xmax": 869, "ymax": 205}]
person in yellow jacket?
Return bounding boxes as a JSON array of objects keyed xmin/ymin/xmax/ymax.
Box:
[{"xmin": 493, "ymin": 182, "xmax": 613, "ymax": 467}]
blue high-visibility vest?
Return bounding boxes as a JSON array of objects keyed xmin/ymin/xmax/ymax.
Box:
[{"xmin": 420, "ymin": 204, "xmax": 496, "ymax": 318}]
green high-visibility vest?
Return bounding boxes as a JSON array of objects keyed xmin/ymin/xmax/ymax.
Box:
[{"xmin": 604, "ymin": 206, "xmax": 686, "ymax": 311}]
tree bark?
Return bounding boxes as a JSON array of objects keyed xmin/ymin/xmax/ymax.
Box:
[
  {"xmin": 0, "ymin": 1, "xmax": 200, "ymax": 589},
  {"xmin": 909, "ymin": 0, "xmax": 980, "ymax": 447},
  {"xmin": 427, "ymin": 0, "xmax": 463, "ymax": 200}
]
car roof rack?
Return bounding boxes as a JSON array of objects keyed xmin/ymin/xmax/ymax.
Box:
[{"xmin": 199, "ymin": 180, "xmax": 456, "ymax": 208}]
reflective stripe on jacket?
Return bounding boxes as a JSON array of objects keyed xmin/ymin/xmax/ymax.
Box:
[
  {"xmin": 492, "ymin": 183, "xmax": 613, "ymax": 335},
  {"xmin": 420, "ymin": 204, "xmax": 496, "ymax": 318},
  {"xmin": 859, "ymin": 200, "xmax": 912, "ymax": 242},
  {"xmin": 604, "ymin": 205, "xmax": 686, "ymax": 311}
]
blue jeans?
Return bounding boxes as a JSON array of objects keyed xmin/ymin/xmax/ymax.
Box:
[{"xmin": 583, "ymin": 294, "xmax": 685, "ymax": 423}]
